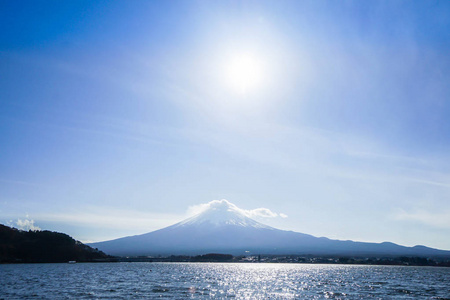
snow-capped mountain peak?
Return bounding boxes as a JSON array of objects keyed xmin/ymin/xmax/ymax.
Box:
[
  {"xmin": 89, "ymin": 199, "xmax": 450, "ymax": 257},
  {"xmin": 175, "ymin": 199, "xmax": 273, "ymax": 229}
]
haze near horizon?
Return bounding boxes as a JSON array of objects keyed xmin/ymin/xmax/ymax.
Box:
[{"xmin": 1, "ymin": 1, "xmax": 450, "ymax": 250}]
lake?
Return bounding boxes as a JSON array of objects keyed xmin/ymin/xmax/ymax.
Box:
[{"xmin": 1, "ymin": 262, "xmax": 449, "ymax": 299}]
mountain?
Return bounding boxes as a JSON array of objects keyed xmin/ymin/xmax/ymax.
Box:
[
  {"xmin": 0, "ymin": 224, "xmax": 113, "ymax": 263},
  {"xmin": 89, "ymin": 200, "xmax": 450, "ymax": 258}
]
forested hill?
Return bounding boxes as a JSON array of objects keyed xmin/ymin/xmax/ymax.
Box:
[{"xmin": 0, "ymin": 224, "xmax": 113, "ymax": 263}]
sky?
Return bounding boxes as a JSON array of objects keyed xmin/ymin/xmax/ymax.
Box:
[{"xmin": 1, "ymin": 0, "xmax": 450, "ymax": 250}]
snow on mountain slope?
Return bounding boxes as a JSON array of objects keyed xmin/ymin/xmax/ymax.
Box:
[{"xmin": 174, "ymin": 199, "xmax": 273, "ymax": 229}]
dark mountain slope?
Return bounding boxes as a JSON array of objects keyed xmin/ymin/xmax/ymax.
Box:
[{"xmin": 0, "ymin": 224, "xmax": 112, "ymax": 263}]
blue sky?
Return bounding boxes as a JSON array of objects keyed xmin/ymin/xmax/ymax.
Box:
[{"xmin": 1, "ymin": 1, "xmax": 450, "ymax": 249}]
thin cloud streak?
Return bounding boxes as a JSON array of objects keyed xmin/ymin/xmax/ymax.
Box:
[
  {"xmin": 0, "ymin": 178, "xmax": 41, "ymax": 187},
  {"xmin": 395, "ymin": 209, "xmax": 450, "ymax": 229},
  {"xmin": 29, "ymin": 208, "xmax": 182, "ymax": 235}
]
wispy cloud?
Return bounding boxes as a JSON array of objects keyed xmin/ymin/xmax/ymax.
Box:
[
  {"xmin": 187, "ymin": 199, "xmax": 288, "ymax": 219},
  {"xmin": 394, "ymin": 209, "xmax": 450, "ymax": 229},
  {"xmin": 16, "ymin": 216, "xmax": 40, "ymax": 231},
  {"xmin": 0, "ymin": 178, "xmax": 41, "ymax": 187},
  {"xmin": 32, "ymin": 207, "xmax": 182, "ymax": 233}
]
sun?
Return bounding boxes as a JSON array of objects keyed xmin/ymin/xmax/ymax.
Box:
[{"xmin": 224, "ymin": 52, "xmax": 264, "ymax": 94}]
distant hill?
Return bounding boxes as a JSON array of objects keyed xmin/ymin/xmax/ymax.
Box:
[
  {"xmin": 0, "ymin": 224, "xmax": 112, "ymax": 263},
  {"xmin": 90, "ymin": 200, "xmax": 450, "ymax": 258}
]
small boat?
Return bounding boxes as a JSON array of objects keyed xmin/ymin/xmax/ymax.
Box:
[{"xmin": 68, "ymin": 261, "xmax": 76, "ymax": 264}]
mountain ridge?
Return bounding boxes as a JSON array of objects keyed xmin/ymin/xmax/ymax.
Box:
[{"xmin": 89, "ymin": 200, "xmax": 450, "ymax": 257}]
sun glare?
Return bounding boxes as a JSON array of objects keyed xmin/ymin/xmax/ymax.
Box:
[{"xmin": 224, "ymin": 53, "xmax": 264, "ymax": 94}]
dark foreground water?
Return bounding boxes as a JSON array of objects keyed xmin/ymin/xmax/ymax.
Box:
[{"xmin": 1, "ymin": 263, "xmax": 449, "ymax": 299}]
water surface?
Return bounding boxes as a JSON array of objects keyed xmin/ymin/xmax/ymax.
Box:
[{"xmin": 1, "ymin": 262, "xmax": 449, "ymax": 299}]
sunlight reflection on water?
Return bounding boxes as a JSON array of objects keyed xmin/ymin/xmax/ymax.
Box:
[{"xmin": 0, "ymin": 262, "xmax": 449, "ymax": 299}]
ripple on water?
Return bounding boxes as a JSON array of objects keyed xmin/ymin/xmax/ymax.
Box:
[{"xmin": 0, "ymin": 263, "xmax": 449, "ymax": 299}]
